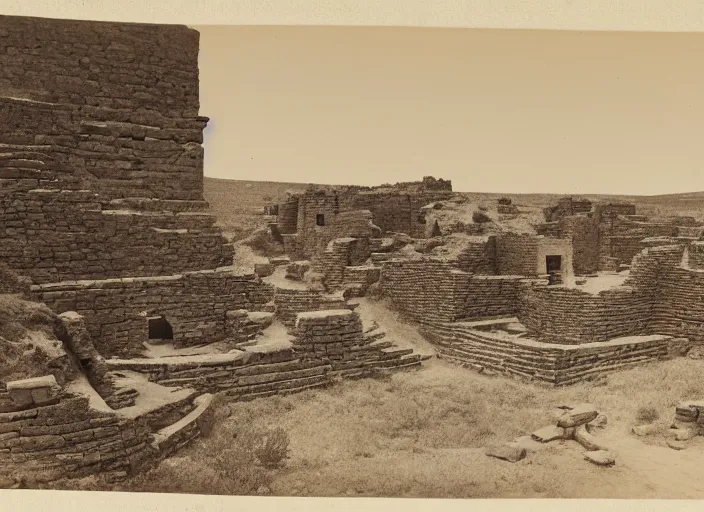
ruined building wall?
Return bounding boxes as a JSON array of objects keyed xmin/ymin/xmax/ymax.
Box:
[
  {"xmin": 560, "ymin": 216, "xmax": 599, "ymax": 275},
  {"xmin": 0, "ymin": 176, "xmax": 232, "ymax": 284},
  {"xmin": 462, "ymin": 276, "xmax": 523, "ymax": 319},
  {"xmin": 0, "ymin": 16, "xmax": 206, "ymax": 201},
  {"xmin": 454, "ymin": 236, "xmax": 497, "ymax": 275},
  {"xmin": 0, "ymin": 17, "xmax": 280, "ymax": 359},
  {"xmin": 277, "ymin": 196, "xmax": 299, "ymax": 234},
  {"xmin": 648, "ymin": 244, "xmax": 704, "ymax": 341},
  {"xmin": 31, "ymin": 269, "xmax": 275, "ymax": 357},
  {"xmin": 291, "ymin": 188, "xmax": 452, "ymax": 258},
  {"xmin": 518, "ymin": 244, "xmax": 684, "ymax": 345},
  {"xmin": 599, "ymin": 216, "xmax": 678, "ymax": 268}
]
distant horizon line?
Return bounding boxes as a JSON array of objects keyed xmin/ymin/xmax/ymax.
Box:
[{"xmin": 202, "ymin": 175, "xmax": 704, "ymax": 199}]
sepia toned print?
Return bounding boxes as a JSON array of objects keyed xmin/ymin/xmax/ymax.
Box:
[{"xmin": 2, "ymin": 14, "xmax": 704, "ymax": 499}]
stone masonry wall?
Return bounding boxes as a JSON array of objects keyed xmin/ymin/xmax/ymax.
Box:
[
  {"xmin": 518, "ymin": 283, "xmax": 651, "ymax": 344},
  {"xmin": 424, "ymin": 324, "xmax": 670, "ymax": 386},
  {"xmin": 518, "ymin": 245, "xmax": 685, "ymax": 345},
  {"xmin": 379, "ymin": 260, "xmax": 470, "ymax": 324},
  {"xmin": 462, "ymin": 276, "xmax": 524, "ymax": 320},
  {"xmin": 560, "ymin": 216, "xmax": 599, "ymax": 275},
  {"xmin": 292, "ymin": 188, "xmax": 452, "ymax": 258},
  {"xmin": 0, "ymin": 16, "xmax": 200, "ymax": 117},
  {"xmin": 0, "ymin": 390, "xmax": 154, "ymax": 483},
  {"xmin": 495, "ymin": 233, "xmax": 540, "ymax": 276},
  {"xmin": 0, "ymin": 96, "xmax": 207, "ymax": 201},
  {"xmin": 0, "ymin": 184, "xmax": 232, "ymax": 284}
]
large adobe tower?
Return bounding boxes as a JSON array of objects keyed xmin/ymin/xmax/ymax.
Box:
[{"xmin": 0, "ymin": 15, "xmax": 271, "ymax": 356}]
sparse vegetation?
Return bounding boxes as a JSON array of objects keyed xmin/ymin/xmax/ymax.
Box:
[
  {"xmin": 83, "ymin": 356, "xmax": 704, "ymax": 498},
  {"xmin": 636, "ymin": 405, "xmax": 660, "ymax": 425}
]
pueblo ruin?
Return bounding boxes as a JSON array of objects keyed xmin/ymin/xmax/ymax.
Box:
[{"xmin": 1, "ymin": 14, "xmax": 704, "ymax": 487}]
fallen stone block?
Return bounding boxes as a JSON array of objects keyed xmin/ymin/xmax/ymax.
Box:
[
  {"xmin": 531, "ymin": 425, "xmax": 569, "ymax": 443},
  {"xmin": 674, "ymin": 428, "xmax": 697, "ymax": 441},
  {"xmin": 574, "ymin": 425, "xmax": 607, "ymax": 451},
  {"xmin": 485, "ymin": 442, "xmax": 526, "ymax": 463},
  {"xmin": 6, "ymin": 375, "xmax": 61, "ymax": 408},
  {"xmin": 557, "ymin": 403, "xmax": 598, "ymax": 428},
  {"xmin": 584, "ymin": 450, "xmax": 616, "ymax": 467}
]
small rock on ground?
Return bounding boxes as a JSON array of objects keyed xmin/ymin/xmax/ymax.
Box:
[
  {"xmin": 584, "ymin": 450, "xmax": 616, "ymax": 467},
  {"xmin": 486, "ymin": 442, "xmax": 527, "ymax": 463},
  {"xmin": 674, "ymin": 428, "xmax": 698, "ymax": 441},
  {"xmin": 590, "ymin": 413, "xmax": 608, "ymax": 429}
]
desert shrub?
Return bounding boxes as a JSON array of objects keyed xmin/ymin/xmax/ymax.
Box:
[
  {"xmin": 635, "ymin": 405, "xmax": 660, "ymax": 425},
  {"xmin": 472, "ymin": 211, "xmax": 491, "ymax": 224},
  {"xmin": 477, "ymin": 205, "xmax": 489, "ymax": 212},
  {"xmin": 498, "ymin": 197, "xmax": 512, "ymax": 205},
  {"xmin": 254, "ymin": 427, "xmax": 291, "ymax": 468}
]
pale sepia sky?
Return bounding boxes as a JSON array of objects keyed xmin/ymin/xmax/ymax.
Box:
[{"xmin": 195, "ymin": 26, "xmax": 704, "ymax": 196}]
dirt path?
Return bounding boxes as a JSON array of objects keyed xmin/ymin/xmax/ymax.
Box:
[{"xmin": 596, "ymin": 429, "xmax": 704, "ymax": 499}]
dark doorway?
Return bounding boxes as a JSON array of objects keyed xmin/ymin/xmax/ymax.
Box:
[
  {"xmin": 148, "ymin": 316, "xmax": 173, "ymax": 341},
  {"xmin": 316, "ymin": 214, "xmax": 325, "ymax": 226},
  {"xmin": 546, "ymin": 255, "xmax": 562, "ymax": 273}
]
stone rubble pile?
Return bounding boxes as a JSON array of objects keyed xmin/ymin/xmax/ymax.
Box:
[
  {"xmin": 486, "ymin": 403, "xmax": 615, "ymax": 467},
  {"xmin": 663, "ymin": 401, "xmax": 704, "ymax": 450}
]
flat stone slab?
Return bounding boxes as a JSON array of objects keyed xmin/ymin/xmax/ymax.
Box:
[
  {"xmin": 632, "ymin": 424, "xmax": 658, "ymax": 436},
  {"xmin": 531, "ymin": 425, "xmax": 568, "ymax": 443},
  {"xmin": 557, "ymin": 403, "xmax": 598, "ymax": 428},
  {"xmin": 6, "ymin": 375, "xmax": 58, "ymax": 390},
  {"xmin": 513, "ymin": 435, "xmax": 545, "ymax": 453},
  {"xmin": 584, "ymin": 450, "xmax": 616, "ymax": 466},
  {"xmin": 486, "ymin": 442, "xmax": 526, "ymax": 463},
  {"xmin": 667, "ymin": 439, "xmax": 687, "ymax": 451}
]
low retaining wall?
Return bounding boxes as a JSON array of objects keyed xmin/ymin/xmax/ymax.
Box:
[{"xmin": 422, "ymin": 321, "xmax": 672, "ymax": 386}]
